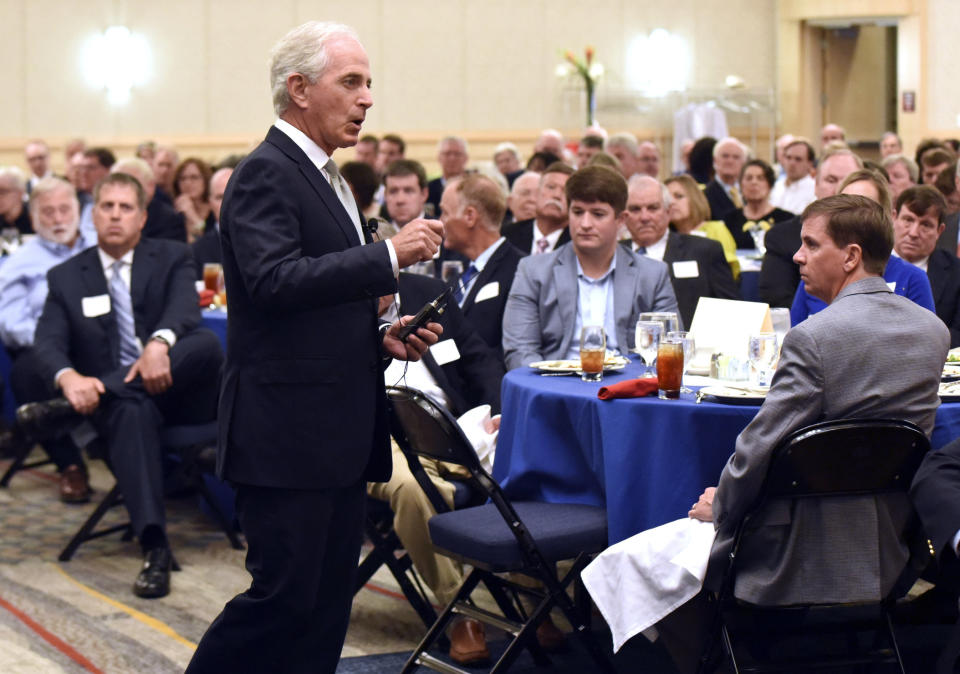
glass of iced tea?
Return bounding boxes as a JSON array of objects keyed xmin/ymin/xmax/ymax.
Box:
[
  {"xmin": 657, "ymin": 335, "xmax": 684, "ymax": 399},
  {"xmin": 579, "ymin": 326, "xmax": 606, "ymax": 382},
  {"xmin": 203, "ymin": 263, "xmax": 223, "ymax": 292}
]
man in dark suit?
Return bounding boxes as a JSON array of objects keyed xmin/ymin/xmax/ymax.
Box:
[
  {"xmin": 760, "ymin": 148, "xmax": 863, "ymax": 307},
  {"xmin": 893, "ymin": 185, "xmax": 960, "ymax": 346},
  {"xmin": 32, "ymin": 172, "xmax": 223, "ymax": 598},
  {"xmin": 439, "ymin": 174, "xmax": 524, "ymax": 357},
  {"xmin": 936, "ymin": 163, "xmax": 960, "ymax": 256},
  {"xmin": 185, "ymin": 22, "xmax": 444, "ymax": 673},
  {"xmin": 624, "ymin": 176, "xmax": 739, "ymax": 328},
  {"xmin": 190, "ymin": 167, "xmax": 232, "ymax": 278},
  {"xmin": 703, "ymin": 137, "xmax": 747, "ymax": 222},
  {"xmin": 111, "ymin": 158, "xmax": 186, "ymax": 242},
  {"xmin": 501, "ymin": 162, "xmax": 574, "ymax": 255},
  {"xmin": 426, "ymin": 136, "xmax": 469, "ymax": 216}
]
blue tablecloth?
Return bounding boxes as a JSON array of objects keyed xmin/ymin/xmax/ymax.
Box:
[
  {"xmin": 202, "ymin": 309, "xmax": 227, "ymax": 349},
  {"xmin": 493, "ymin": 359, "xmax": 960, "ymax": 545}
]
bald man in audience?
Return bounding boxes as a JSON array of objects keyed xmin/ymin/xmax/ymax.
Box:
[
  {"xmin": 623, "ymin": 176, "xmax": 738, "ymax": 328},
  {"xmin": 427, "ymin": 136, "xmax": 469, "ymax": 216},
  {"xmin": 760, "ymin": 147, "xmax": 863, "ymax": 307},
  {"xmin": 504, "ymin": 171, "xmax": 539, "ymax": 224},
  {"xmin": 112, "ymin": 158, "xmax": 186, "ymax": 242},
  {"xmin": 534, "ymin": 129, "xmax": 565, "ymax": 158},
  {"xmin": 502, "ymin": 166, "xmax": 678, "ymax": 370},
  {"xmin": 820, "ymin": 123, "xmax": 846, "ymax": 150},
  {"xmin": 24, "ymin": 140, "xmax": 53, "ymax": 195},
  {"xmin": 152, "ymin": 146, "xmax": 179, "ymax": 203},
  {"xmin": 192, "ymin": 167, "xmax": 232, "ymax": 277},
  {"xmin": 704, "ymin": 137, "xmax": 749, "ymax": 222},
  {"xmin": 501, "ymin": 162, "xmax": 574, "ymax": 255},
  {"xmin": 606, "ymin": 133, "xmax": 642, "ymax": 179},
  {"xmin": 638, "ymin": 141, "xmax": 661, "ymax": 178}
]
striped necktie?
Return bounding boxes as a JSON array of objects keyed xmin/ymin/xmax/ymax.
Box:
[
  {"xmin": 454, "ymin": 264, "xmax": 478, "ymax": 305},
  {"xmin": 108, "ymin": 260, "xmax": 140, "ymax": 367}
]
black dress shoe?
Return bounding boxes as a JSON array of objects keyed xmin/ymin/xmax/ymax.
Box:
[
  {"xmin": 133, "ymin": 547, "xmax": 173, "ymax": 599},
  {"xmin": 16, "ymin": 398, "xmax": 83, "ymax": 441}
]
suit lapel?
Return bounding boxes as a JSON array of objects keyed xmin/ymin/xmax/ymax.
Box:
[
  {"xmin": 928, "ymin": 250, "xmax": 948, "ymax": 305},
  {"xmin": 129, "ymin": 240, "xmax": 154, "ymax": 340},
  {"xmin": 462, "ymin": 243, "xmax": 504, "ymax": 312},
  {"xmin": 553, "ymin": 247, "xmax": 578, "ymax": 357},
  {"xmin": 612, "ymin": 247, "xmax": 637, "ymax": 349}
]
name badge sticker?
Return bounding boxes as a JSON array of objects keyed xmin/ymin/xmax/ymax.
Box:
[
  {"xmin": 82, "ymin": 294, "xmax": 111, "ymax": 318},
  {"xmin": 672, "ymin": 260, "xmax": 700, "ymax": 279},
  {"xmin": 431, "ymin": 339, "xmax": 461, "ymax": 366},
  {"xmin": 474, "ymin": 281, "xmax": 500, "ymax": 303}
]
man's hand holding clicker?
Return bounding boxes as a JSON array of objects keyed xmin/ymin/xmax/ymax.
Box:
[
  {"xmin": 390, "ymin": 218, "xmax": 444, "ymax": 268},
  {"xmin": 382, "ymin": 317, "xmax": 442, "ymax": 362}
]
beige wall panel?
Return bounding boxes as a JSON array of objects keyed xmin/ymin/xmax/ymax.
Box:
[
  {"xmin": 0, "ymin": 0, "xmax": 25, "ymax": 137},
  {"xmin": 927, "ymin": 0, "xmax": 960, "ymax": 131},
  {"xmin": 692, "ymin": 0, "xmax": 776, "ymax": 91}
]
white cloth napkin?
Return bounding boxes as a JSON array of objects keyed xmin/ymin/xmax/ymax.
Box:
[
  {"xmin": 582, "ymin": 517, "xmax": 717, "ymax": 652},
  {"xmin": 456, "ymin": 405, "xmax": 499, "ymax": 473}
]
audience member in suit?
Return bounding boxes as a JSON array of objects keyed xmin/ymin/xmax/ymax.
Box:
[
  {"xmin": 151, "ymin": 146, "xmax": 179, "ymax": 203},
  {"xmin": 24, "ymin": 140, "xmax": 53, "ymax": 195},
  {"xmin": 32, "ymin": 172, "xmax": 224, "ymax": 599},
  {"xmin": 0, "ymin": 167, "xmax": 32, "ymax": 235},
  {"xmin": 185, "ymin": 23, "xmax": 445, "ymax": 672},
  {"xmin": 370, "ymin": 271, "xmax": 505, "ymax": 665},
  {"xmin": 501, "ymin": 162, "xmax": 574, "ymax": 255},
  {"xmin": 935, "ymin": 162, "xmax": 960, "ymax": 256},
  {"xmin": 112, "ymin": 158, "xmax": 186, "ymax": 243},
  {"xmin": 502, "ymin": 170, "xmax": 539, "ymax": 226},
  {"xmin": 340, "ymin": 160, "xmax": 380, "ymax": 222},
  {"xmin": 882, "ymin": 153, "xmax": 918, "ymax": 203},
  {"xmin": 606, "ymin": 132, "xmax": 644, "ymax": 180},
  {"xmin": 440, "ymin": 174, "xmax": 524, "ymax": 357},
  {"xmin": 652, "ymin": 195, "xmax": 949, "ymax": 673},
  {"xmin": 0, "ymin": 177, "xmax": 94, "ymax": 502},
  {"xmin": 893, "ymin": 185, "xmax": 960, "ymax": 346},
  {"xmin": 77, "ymin": 148, "xmax": 115, "ymax": 241},
  {"xmin": 191, "ymin": 167, "xmax": 232, "ymax": 278},
  {"xmin": 622, "ymin": 176, "xmax": 738, "ymax": 329},
  {"xmin": 703, "ymin": 137, "xmax": 748, "ymax": 224},
  {"xmin": 760, "ymin": 148, "xmax": 863, "ymax": 307},
  {"xmin": 576, "ymin": 134, "xmax": 605, "ymax": 169},
  {"xmin": 722, "ymin": 159, "xmax": 795, "ymax": 249},
  {"xmin": 426, "ymin": 136, "xmax": 469, "ymax": 217},
  {"xmin": 910, "ymin": 436, "xmax": 960, "ymax": 597},
  {"xmin": 493, "ymin": 142, "xmax": 523, "ymax": 184},
  {"xmin": 503, "ymin": 166, "xmax": 679, "ymax": 371}
]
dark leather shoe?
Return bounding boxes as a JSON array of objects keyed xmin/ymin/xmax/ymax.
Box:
[
  {"xmin": 59, "ymin": 464, "xmax": 90, "ymax": 503},
  {"xmin": 133, "ymin": 547, "xmax": 172, "ymax": 599},
  {"xmin": 449, "ymin": 617, "xmax": 490, "ymax": 666},
  {"xmin": 535, "ymin": 615, "xmax": 566, "ymax": 652},
  {"xmin": 16, "ymin": 398, "xmax": 82, "ymax": 441}
]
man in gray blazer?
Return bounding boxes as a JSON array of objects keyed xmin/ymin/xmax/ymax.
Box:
[
  {"xmin": 652, "ymin": 195, "xmax": 950, "ymax": 673},
  {"xmin": 502, "ymin": 165, "xmax": 679, "ymax": 371}
]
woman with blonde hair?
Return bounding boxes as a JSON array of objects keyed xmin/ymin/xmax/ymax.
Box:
[{"xmin": 665, "ymin": 174, "xmax": 740, "ymax": 278}]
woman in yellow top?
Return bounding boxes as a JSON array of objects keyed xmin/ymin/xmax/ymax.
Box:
[{"xmin": 664, "ymin": 174, "xmax": 740, "ymax": 279}]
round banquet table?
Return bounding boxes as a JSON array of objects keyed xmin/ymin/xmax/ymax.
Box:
[
  {"xmin": 492, "ymin": 358, "xmax": 960, "ymax": 546},
  {"xmin": 201, "ymin": 309, "xmax": 227, "ymax": 348}
]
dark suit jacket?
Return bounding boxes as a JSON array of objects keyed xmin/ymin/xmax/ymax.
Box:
[
  {"xmin": 927, "ymin": 247, "xmax": 960, "ymax": 347},
  {"xmin": 936, "ymin": 212, "xmax": 959, "ymax": 256},
  {"xmin": 460, "ymin": 240, "xmax": 524, "ymax": 356},
  {"xmin": 397, "ymin": 273, "xmax": 504, "ymax": 415},
  {"xmin": 34, "ymin": 238, "xmax": 200, "ymax": 386},
  {"xmin": 191, "ymin": 227, "xmax": 222, "ymax": 279},
  {"xmin": 704, "ymin": 179, "xmax": 737, "ymax": 221},
  {"xmin": 217, "ymin": 126, "xmax": 397, "ymax": 489},
  {"xmin": 759, "ymin": 215, "xmax": 802, "ymax": 308},
  {"xmin": 659, "ymin": 232, "xmax": 740, "ymax": 328},
  {"xmin": 144, "ymin": 195, "xmax": 187, "ymax": 242},
  {"xmin": 426, "ymin": 177, "xmax": 445, "ymax": 219},
  {"xmin": 501, "ymin": 218, "xmax": 570, "ymax": 256}
]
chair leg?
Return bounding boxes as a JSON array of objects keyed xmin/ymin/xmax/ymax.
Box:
[
  {"xmin": 551, "ymin": 557, "xmax": 616, "ymax": 673},
  {"xmin": 883, "ymin": 609, "xmax": 906, "ymax": 674},
  {"xmin": 0, "ymin": 440, "xmax": 51, "ymax": 487},
  {"xmin": 58, "ymin": 484, "xmax": 127, "ymax": 561}
]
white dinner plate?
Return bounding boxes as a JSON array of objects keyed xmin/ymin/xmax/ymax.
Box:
[
  {"xmin": 940, "ymin": 381, "xmax": 960, "ymax": 402},
  {"xmin": 529, "ymin": 357, "xmax": 629, "ymax": 374},
  {"xmin": 698, "ymin": 385, "xmax": 768, "ymax": 405}
]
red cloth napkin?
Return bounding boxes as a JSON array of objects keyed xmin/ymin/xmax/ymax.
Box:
[
  {"xmin": 597, "ymin": 377, "xmax": 659, "ymax": 400},
  {"xmin": 198, "ymin": 289, "xmax": 216, "ymax": 307}
]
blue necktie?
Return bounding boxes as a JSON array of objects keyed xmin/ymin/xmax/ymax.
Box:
[
  {"xmin": 109, "ymin": 261, "xmax": 140, "ymax": 367},
  {"xmin": 636, "ymin": 245, "xmax": 647, "ymax": 255},
  {"xmin": 454, "ymin": 264, "xmax": 478, "ymax": 304}
]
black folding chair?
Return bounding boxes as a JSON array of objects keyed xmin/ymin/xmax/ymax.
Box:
[
  {"xmin": 386, "ymin": 385, "xmax": 615, "ymax": 674},
  {"xmin": 0, "ymin": 434, "xmax": 54, "ymax": 487},
  {"xmin": 59, "ymin": 421, "xmax": 243, "ymax": 561},
  {"xmin": 701, "ymin": 418, "xmax": 930, "ymax": 674}
]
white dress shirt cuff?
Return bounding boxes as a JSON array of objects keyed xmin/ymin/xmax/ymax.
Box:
[
  {"xmin": 54, "ymin": 367, "xmax": 75, "ymax": 389},
  {"xmin": 150, "ymin": 329, "xmax": 178, "ymax": 348},
  {"xmin": 951, "ymin": 529, "xmax": 960, "ymax": 557},
  {"xmin": 385, "ymin": 239, "xmax": 399, "ymax": 276}
]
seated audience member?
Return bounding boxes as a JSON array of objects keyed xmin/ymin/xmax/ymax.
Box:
[
  {"xmin": 586, "ymin": 151, "xmax": 622, "ymax": 173},
  {"xmin": 533, "ymin": 128, "xmax": 565, "ymax": 158},
  {"xmin": 374, "ymin": 133, "xmax": 405, "ymax": 180},
  {"xmin": 769, "ymin": 138, "xmax": 816, "ymax": 215},
  {"xmin": 722, "ymin": 159, "xmax": 794, "ymax": 249},
  {"xmin": 112, "ymin": 158, "xmax": 186, "ymax": 242},
  {"xmin": 704, "ymin": 137, "xmax": 749, "ymax": 223},
  {"xmin": 151, "ymin": 145, "xmax": 179, "ymax": 202},
  {"xmin": 760, "ymin": 147, "xmax": 863, "ymax": 307},
  {"xmin": 78, "ymin": 148, "xmax": 116, "ymax": 239},
  {"xmin": 340, "ymin": 160, "xmax": 381, "ymax": 221},
  {"xmin": 501, "ymin": 162, "xmax": 575, "ymax": 255},
  {"xmin": 819, "ymin": 122, "xmax": 846, "ymax": 151},
  {"xmin": 687, "ymin": 136, "xmax": 717, "ymax": 185},
  {"xmin": 935, "ymin": 163, "xmax": 960, "ymax": 215},
  {"xmin": 503, "ymin": 171, "xmax": 540, "ymax": 225},
  {"xmin": 0, "ymin": 177, "xmax": 94, "ymax": 502},
  {"xmin": 882, "ymin": 153, "xmax": 919, "ymax": 202},
  {"xmin": 0, "ymin": 167, "xmax": 32, "ymax": 235},
  {"xmin": 790, "ymin": 169, "xmax": 935, "ymax": 324},
  {"xmin": 921, "ymin": 147, "xmax": 957, "ymax": 186},
  {"xmin": 892, "ymin": 185, "xmax": 960, "ymax": 346},
  {"xmin": 650, "ymin": 195, "xmax": 949, "ymax": 673},
  {"xmin": 427, "ymin": 136, "xmax": 469, "ymax": 216},
  {"xmin": 29, "ymin": 172, "xmax": 224, "ymax": 598},
  {"xmin": 369, "ymin": 271, "xmax": 505, "ymax": 665},
  {"xmin": 440, "ymin": 175, "xmax": 524, "ymax": 357},
  {"xmin": 493, "ymin": 142, "xmax": 523, "ymax": 184},
  {"xmin": 24, "ymin": 140, "xmax": 53, "ymax": 195},
  {"xmin": 665, "ymin": 175, "xmax": 740, "ymax": 279},
  {"xmin": 524, "ymin": 151, "xmax": 562, "ymax": 173},
  {"xmin": 383, "ymin": 159, "xmax": 431, "ymax": 238},
  {"xmin": 353, "ymin": 134, "xmax": 378, "ymax": 167},
  {"xmin": 623, "ymin": 176, "xmax": 738, "ymax": 328},
  {"xmin": 173, "ymin": 158, "xmax": 214, "ymax": 243},
  {"xmin": 772, "ymin": 133, "xmax": 795, "ymax": 176},
  {"xmin": 606, "ymin": 133, "xmax": 643, "ymax": 179},
  {"xmin": 880, "ymin": 131, "xmax": 903, "ymax": 158},
  {"xmin": 577, "ymin": 135, "xmax": 605, "ymax": 169},
  {"xmin": 502, "ymin": 165, "xmax": 679, "ymax": 370},
  {"xmin": 638, "ymin": 141, "xmax": 661, "ymax": 179},
  {"xmin": 936, "ymin": 163, "xmax": 960, "ymax": 256},
  {"xmin": 135, "ymin": 140, "xmax": 157, "ymax": 164},
  {"xmin": 191, "ymin": 167, "xmax": 233, "ymax": 277}
]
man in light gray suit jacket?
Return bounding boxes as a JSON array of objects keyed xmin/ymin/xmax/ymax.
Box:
[
  {"xmin": 502, "ymin": 165, "xmax": 679, "ymax": 371},
  {"xmin": 658, "ymin": 195, "xmax": 949, "ymax": 673}
]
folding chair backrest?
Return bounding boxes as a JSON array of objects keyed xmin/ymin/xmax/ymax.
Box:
[{"xmin": 761, "ymin": 418, "xmax": 929, "ymax": 501}]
